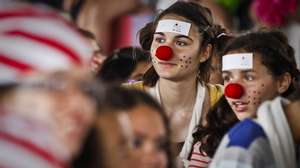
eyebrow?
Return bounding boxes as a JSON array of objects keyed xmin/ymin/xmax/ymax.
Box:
[{"xmin": 154, "ymin": 32, "xmax": 193, "ymax": 42}]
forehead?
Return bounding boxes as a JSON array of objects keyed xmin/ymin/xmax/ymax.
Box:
[
  {"xmin": 128, "ymin": 105, "xmax": 165, "ymax": 134},
  {"xmin": 222, "ymin": 51, "xmax": 265, "ymax": 73},
  {"xmin": 158, "ymin": 14, "xmax": 200, "ymax": 38}
]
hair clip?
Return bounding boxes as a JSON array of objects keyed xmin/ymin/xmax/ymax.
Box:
[{"xmin": 217, "ymin": 33, "xmax": 226, "ymax": 38}]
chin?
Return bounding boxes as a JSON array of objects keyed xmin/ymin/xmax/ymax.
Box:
[{"xmin": 237, "ymin": 113, "xmax": 255, "ymax": 121}]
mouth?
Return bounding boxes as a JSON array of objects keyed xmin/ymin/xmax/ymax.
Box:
[
  {"xmin": 231, "ymin": 101, "xmax": 249, "ymax": 113},
  {"xmin": 158, "ymin": 62, "xmax": 177, "ymax": 68}
]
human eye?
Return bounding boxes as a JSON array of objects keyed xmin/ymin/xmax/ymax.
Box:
[
  {"xmin": 156, "ymin": 137, "xmax": 168, "ymax": 151},
  {"xmin": 222, "ymin": 73, "xmax": 231, "ymax": 83},
  {"xmin": 176, "ymin": 40, "xmax": 188, "ymax": 46},
  {"xmin": 154, "ymin": 36, "xmax": 166, "ymax": 44},
  {"xmin": 245, "ymin": 73, "xmax": 255, "ymax": 81},
  {"xmin": 132, "ymin": 136, "xmax": 143, "ymax": 149}
]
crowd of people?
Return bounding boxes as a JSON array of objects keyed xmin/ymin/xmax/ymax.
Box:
[{"xmin": 0, "ymin": 0, "xmax": 300, "ymax": 168}]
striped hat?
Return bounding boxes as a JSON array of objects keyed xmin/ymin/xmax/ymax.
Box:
[{"xmin": 0, "ymin": 2, "xmax": 92, "ymax": 84}]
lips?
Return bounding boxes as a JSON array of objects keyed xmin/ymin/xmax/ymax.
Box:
[
  {"xmin": 158, "ymin": 62, "xmax": 177, "ymax": 68},
  {"xmin": 231, "ymin": 101, "xmax": 249, "ymax": 113}
]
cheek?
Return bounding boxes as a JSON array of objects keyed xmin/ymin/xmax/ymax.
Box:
[
  {"xmin": 157, "ymin": 152, "xmax": 168, "ymax": 167},
  {"xmin": 179, "ymin": 55, "xmax": 193, "ymax": 69},
  {"xmin": 244, "ymin": 83, "xmax": 266, "ymax": 106}
]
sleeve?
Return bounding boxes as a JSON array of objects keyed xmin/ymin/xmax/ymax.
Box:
[
  {"xmin": 122, "ymin": 81, "xmax": 144, "ymax": 90},
  {"xmin": 209, "ymin": 120, "xmax": 275, "ymax": 168},
  {"xmin": 207, "ymin": 84, "xmax": 224, "ymax": 107}
]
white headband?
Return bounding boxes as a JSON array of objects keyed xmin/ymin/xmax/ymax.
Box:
[
  {"xmin": 222, "ymin": 53, "xmax": 253, "ymax": 71},
  {"xmin": 155, "ymin": 19, "xmax": 191, "ymax": 36}
]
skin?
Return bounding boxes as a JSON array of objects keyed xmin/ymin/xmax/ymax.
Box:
[
  {"xmin": 150, "ymin": 15, "xmax": 202, "ymax": 81},
  {"xmin": 2, "ymin": 71, "xmax": 97, "ymax": 160},
  {"xmin": 222, "ymin": 51, "xmax": 289, "ymax": 120},
  {"xmin": 97, "ymin": 104, "xmax": 168, "ymax": 168},
  {"xmin": 128, "ymin": 104, "xmax": 168, "ymax": 168},
  {"xmin": 209, "ymin": 54, "xmax": 223, "ymax": 84},
  {"xmin": 77, "ymin": 0, "xmax": 148, "ymax": 53},
  {"xmin": 284, "ymin": 99, "xmax": 300, "ymax": 143},
  {"xmin": 147, "ymin": 14, "xmax": 211, "ymax": 142},
  {"xmin": 97, "ymin": 113, "xmax": 131, "ymax": 168},
  {"xmin": 88, "ymin": 38, "xmax": 107, "ymax": 73}
]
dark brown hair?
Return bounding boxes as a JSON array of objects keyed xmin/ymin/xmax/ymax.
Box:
[
  {"xmin": 224, "ymin": 29, "xmax": 300, "ymax": 97},
  {"xmin": 139, "ymin": 1, "xmax": 222, "ymax": 86},
  {"xmin": 192, "ymin": 29, "xmax": 300, "ymax": 158}
]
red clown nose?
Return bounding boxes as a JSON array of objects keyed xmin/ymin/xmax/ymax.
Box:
[
  {"xmin": 155, "ymin": 46, "xmax": 173, "ymax": 61},
  {"xmin": 224, "ymin": 83, "xmax": 245, "ymax": 99}
]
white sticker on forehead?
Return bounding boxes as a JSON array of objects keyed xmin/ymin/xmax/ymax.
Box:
[
  {"xmin": 222, "ymin": 53, "xmax": 253, "ymax": 71},
  {"xmin": 155, "ymin": 19, "xmax": 191, "ymax": 36}
]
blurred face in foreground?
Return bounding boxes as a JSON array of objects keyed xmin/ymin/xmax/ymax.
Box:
[{"xmin": 2, "ymin": 70, "xmax": 97, "ymax": 160}]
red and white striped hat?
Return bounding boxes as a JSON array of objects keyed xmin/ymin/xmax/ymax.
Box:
[{"xmin": 0, "ymin": 2, "xmax": 92, "ymax": 84}]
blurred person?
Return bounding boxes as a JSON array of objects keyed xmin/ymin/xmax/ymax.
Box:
[
  {"xmin": 73, "ymin": 86, "xmax": 173, "ymax": 168},
  {"xmin": 0, "ymin": 1, "xmax": 92, "ymax": 84},
  {"xmin": 0, "ymin": 71, "xmax": 99, "ymax": 167},
  {"xmin": 97, "ymin": 47, "xmax": 151, "ymax": 85},
  {"xmin": 77, "ymin": 28, "xmax": 107, "ymax": 73},
  {"xmin": 0, "ymin": 1, "xmax": 95, "ymax": 167},
  {"xmin": 73, "ymin": 0, "xmax": 156, "ymax": 53}
]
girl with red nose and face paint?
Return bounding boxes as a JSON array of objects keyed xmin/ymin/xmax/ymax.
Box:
[
  {"xmin": 190, "ymin": 30, "xmax": 300, "ymax": 168},
  {"xmin": 125, "ymin": 1, "xmax": 227, "ymax": 167},
  {"xmin": 221, "ymin": 30, "xmax": 300, "ymax": 120}
]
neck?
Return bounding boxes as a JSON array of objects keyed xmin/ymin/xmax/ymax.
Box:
[
  {"xmin": 285, "ymin": 100, "xmax": 300, "ymax": 144},
  {"xmin": 158, "ymin": 76, "xmax": 198, "ymax": 112}
]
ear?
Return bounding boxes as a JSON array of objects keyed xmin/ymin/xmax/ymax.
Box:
[
  {"xmin": 277, "ymin": 72, "xmax": 292, "ymax": 94},
  {"xmin": 199, "ymin": 44, "xmax": 212, "ymax": 63}
]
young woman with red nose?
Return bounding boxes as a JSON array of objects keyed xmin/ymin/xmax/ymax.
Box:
[
  {"xmin": 221, "ymin": 30, "xmax": 299, "ymax": 121},
  {"xmin": 209, "ymin": 30, "xmax": 300, "ymax": 168},
  {"xmin": 190, "ymin": 29, "xmax": 300, "ymax": 168},
  {"xmin": 125, "ymin": 1, "xmax": 225, "ymax": 166}
]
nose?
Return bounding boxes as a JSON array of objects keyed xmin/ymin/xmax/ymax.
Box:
[
  {"xmin": 224, "ymin": 83, "xmax": 245, "ymax": 99},
  {"xmin": 155, "ymin": 46, "xmax": 173, "ymax": 61},
  {"xmin": 141, "ymin": 141, "xmax": 160, "ymax": 164}
]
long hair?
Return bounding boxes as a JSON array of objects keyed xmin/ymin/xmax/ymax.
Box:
[
  {"xmin": 139, "ymin": 1, "xmax": 222, "ymax": 86},
  {"xmin": 224, "ymin": 29, "xmax": 300, "ymax": 97},
  {"xmin": 192, "ymin": 96, "xmax": 238, "ymax": 157}
]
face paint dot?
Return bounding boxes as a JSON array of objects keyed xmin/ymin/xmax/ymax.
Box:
[
  {"xmin": 185, "ymin": 61, "xmax": 188, "ymax": 63},
  {"xmin": 183, "ymin": 56, "xmax": 186, "ymax": 58},
  {"xmin": 180, "ymin": 65, "xmax": 184, "ymax": 68},
  {"xmin": 180, "ymin": 59, "xmax": 183, "ymax": 61},
  {"xmin": 253, "ymin": 91, "xmax": 256, "ymax": 94},
  {"xmin": 257, "ymin": 91, "xmax": 261, "ymax": 94},
  {"xmin": 261, "ymin": 84, "xmax": 264, "ymax": 87},
  {"xmin": 185, "ymin": 66, "xmax": 188, "ymax": 69},
  {"xmin": 188, "ymin": 57, "xmax": 192, "ymax": 59},
  {"xmin": 253, "ymin": 97, "xmax": 256, "ymax": 100},
  {"xmin": 189, "ymin": 61, "xmax": 192, "ymax": 64}
]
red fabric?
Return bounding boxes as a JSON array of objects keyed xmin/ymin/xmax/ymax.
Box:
[
  {"xmin": 0, "ymin": 54, "xmax": 35, "ymax": 72},
  {"xmin": 0, "ymin": 131, "xmax": 68, "ymax": 168},
  {"xmin": 5, "ymin": 30, "xmax": 82, "ymax": 65}
]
